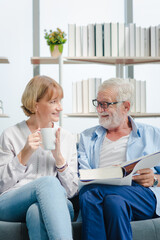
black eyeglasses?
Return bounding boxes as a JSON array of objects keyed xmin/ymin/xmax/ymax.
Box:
[{"xmin": 92, "ymin": 99, "xmax": 125, "ymax": 110}]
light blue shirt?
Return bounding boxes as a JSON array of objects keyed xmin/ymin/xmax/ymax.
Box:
[{"xmin": 78, "ymin": 116, "xmax": 160, "ymax": 215}]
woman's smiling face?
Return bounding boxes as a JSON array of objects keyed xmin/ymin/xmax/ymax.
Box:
[{"xmin": 35, "ymin": 88, "xmax": 63, "ymax": 123}]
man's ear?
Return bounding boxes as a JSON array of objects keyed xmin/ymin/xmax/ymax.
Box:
[{"xmin": 123, "ymin": 101, "xmax": 130, "ymax": 112}]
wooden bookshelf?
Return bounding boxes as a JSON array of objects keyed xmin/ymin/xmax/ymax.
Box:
[
  {"xmin": 31, "ymin": 56, "xmax": 160, "ymax": 66},
  {"xmin": 31, "ymin": 57, "xmax": 86, "ymax": 65},
  {"xmin": 0, "ymin": 57, "xmax": 9, "ymax": 64},
  {"xmin": 64, "ymin": 113, "xmax": 160, "ymax": 118},
  {"xmin": 0, "ymin": 57, "xmax": 9, "ymax": 117},
  {"xmin": 0, "ymin": 114, "xmax": 9, "ymax": 118},
  {"xmin": 31, "ymin": 56, "xmax": 160, "ymax": 120}
]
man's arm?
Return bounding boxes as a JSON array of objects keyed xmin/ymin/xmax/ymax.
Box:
[{"xmin": 78, "ymin": 133, "xmax": 92, "ymax": 170}]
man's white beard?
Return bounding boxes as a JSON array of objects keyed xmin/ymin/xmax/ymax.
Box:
[{"xmin": 98, "ymin": 109, "xmax": 122, "ymax": 129}]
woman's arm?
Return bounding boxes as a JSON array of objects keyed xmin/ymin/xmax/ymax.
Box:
[
  {"xmin": 0, "ymin": 125, "xmax": 40, "ymax": 193},
  {"xmin": 55, "ymin": 129, "xmax": 78, "ymax": 198}
]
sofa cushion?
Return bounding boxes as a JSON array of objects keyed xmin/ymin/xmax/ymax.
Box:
[{"xmin": 0, "ymin": 218, "xmax": 160, "ymax": 240}]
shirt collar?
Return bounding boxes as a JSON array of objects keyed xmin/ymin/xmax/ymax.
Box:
[{"xmin": 128, "ymin": 115, "xmax": 141, "ymax": 137}]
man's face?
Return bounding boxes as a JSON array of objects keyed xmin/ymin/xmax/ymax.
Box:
[{"xmin": 97, "ymin": 88, "xmax": 124, "ymax": 130}]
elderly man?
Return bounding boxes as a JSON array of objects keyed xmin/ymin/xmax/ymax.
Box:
[{"xmin": 78, "ymin": 78, "xmax": 160, "ymax": 240}]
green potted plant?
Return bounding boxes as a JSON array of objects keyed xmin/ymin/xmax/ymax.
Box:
[{"xmin": 44, "ymin": 28, "xmax": 67, "ymax": 58}]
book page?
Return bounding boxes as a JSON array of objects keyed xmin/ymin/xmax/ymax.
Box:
[
  {"xmin": 79, "ymin": 166, "xmax": 123, "ymax": 181},
  {"xmin": 129, "ymin": 151, "xmax": 160, "ymax": 175}
]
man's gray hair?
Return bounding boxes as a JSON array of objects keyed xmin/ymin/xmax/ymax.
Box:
[{"xmin": 98, "ymin": 78, "xmax": 134, "ymax": 108}]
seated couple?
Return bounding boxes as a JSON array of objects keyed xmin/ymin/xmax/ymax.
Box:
[{"xmin": 0, "ymin": 75, "xmax": 160, "ymax": 240}]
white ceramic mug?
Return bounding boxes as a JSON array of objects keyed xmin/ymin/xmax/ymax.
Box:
[{"xmin": 41, "ymin": 128, "xmax": 56, "ymax": 150}]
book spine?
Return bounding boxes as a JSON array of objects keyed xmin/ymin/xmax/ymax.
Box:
[
  {"xmin": 111, "ymin": 23, "xmax": 118, "ymax": 57},
  {"xmin": 95, "ymin": 23, "xmax": 103, "ymax": 57},
  {"xmin": 76, "ymin": 81, "xmax": 83, "ymax": 113},
  {"xmin": 129, "ymin": 23, "xmax": 136, "ymax": 57},
  {"xmin": 135, "ymin": 80, "xmax": 141, "ymax": 113},
  {"xmin": 140, "ymin": 81, "xmax": 146, "ymax": 113},
  {"xmin": 88, "ymin": 78, "xmax": 96, "ymax": 113},
  {"xmin": 136, "ymin": 26, "xmax": 141, "ymax": 57},
  {"xmin": 104, "ymin": 23, "xmax": 111, "ymax": 57},
  {"xmin": 76, "ymin": 26, "xmax": 82, "ymax": 56},
  {"xmin": 68, "ymin": 24, "xmax": 76, "ymax": 57},
  {"xmin": 82, "ymin": 79, "xmax": 89, "ymax": 113},
  {"xmin": 72, "ymin": 82, "xmax": 77, "ymax": 113},
  {"xmin": 118, "ymin": 23, "xmax": 125, "ymax": 57},
  {"xmin": 88, "ymin": 24, "xmax": 95, "ymax": 57},
  {"xmin": 82, "ymin": 26, "xmax": 88, "ymax": 57},
  {"xmin": 125, "ymin": 26, "xmax": 130, "ymax": 57}
]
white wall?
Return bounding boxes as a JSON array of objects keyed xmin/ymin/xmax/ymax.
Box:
[
  {"xmin": 0, "ymin": 0, "xmax": 33, "ymax": 134},
  {"xmin": 0, "ymin": 0, "xmax": 160, "ymax": 135}
]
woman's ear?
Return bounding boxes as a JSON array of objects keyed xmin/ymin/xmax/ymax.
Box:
[{"xmin": 34, "ymin": 102, "xmax": 38, "ymax": 113}]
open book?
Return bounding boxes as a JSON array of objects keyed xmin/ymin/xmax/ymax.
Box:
[{"xmin": 79, "ymin": 151, "xmax": 160, "ymax": 189}]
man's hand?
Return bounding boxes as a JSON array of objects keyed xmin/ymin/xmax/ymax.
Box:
[{"xmin": 132, "ymin": 168, "xmax": 155, "ymax": 187}]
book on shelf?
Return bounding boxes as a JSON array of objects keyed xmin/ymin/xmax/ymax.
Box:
[
  {"xmin": 135, "ymin": 80, "xmax": 141, "ymax": 113},
  {"xmin": 118, "ymin": 23, "xmax": 125, "ymax": 57},
  {"xmin": 72, "ymin": 78, "xmax": 146, "ymax": 115},
  {"xmin": 103, "ymin": 23, "xmax": 111, "ymax": 57},
  {"xmin": 88, "ymin": 78, "xmax": 96, "ymax": 113},
  {"xmin": 88, "ymin": 24, "xmax": 95, "ymax": 57},
  {"xmin": 149, "ymin": 26, "xmax": 156, "ymax": 57},
  {"xmin": 159, "ymin": 27, "xmax": 160, "ymax": 56},
  {"xmin": 129, "ymin": 23, "xmax": 136, "ymax": 57},
  {"xmin": 82, "ymin": 25, "xmax": 88, "ymax": 57},
  {"xmin": 82, "ymin": 79, "xmax": 89, "ymax": 113},
  {"xmin": 95, "ymin": 23, "xmax": 103, "ymax": 57},
  {"xmin": 68, "ymin": 24, "xmax": 76, "ymax": 57},
  {"xmin": 72, "ymin": 82, "xmax": 77, "ymax": 113},
  {"xmin": 88, "ymin": 78, "xmax": 102, "ymax": 113},
  {"xmin": 129, "ymin": 78, "xmax": 136, "ymax": 113},
  {"xmin": 125, "ymin": 26, "xmax": 129, "ymax": 57},
  {"xmin": 79, "ymin": 151, "xmax": 160, "ymax": 189},
  {"xmin": 76, "ymin": 81, "xmax": 83, "ymax": 113},
  {"xmin": 111, "ymin": 23, "xmax": 118, "ymax": 57},
  {"xmin": 76, "ymin": 26, "xmax": 82, "ymax": 57},
  {"xmin": 140, "ymin": 80, "xmax": 146, "ymax": 113},
  {"xmin": 156, "ymin": 25, "xmax": 160, "ymax": 56},
  {"xmin": 146, "ymin": 28, "xmax": 150, "ymax": 57},
  {"xmin": 140, "ymin": 27, "xmax": 145, "ymax": 57},
  {"xmin": 68, "ymin": 22, "xmax": 160, "ymax": 58},
  {"xmin": 136, "ymin": 26, "xmax": 141, "ymax": 57}
]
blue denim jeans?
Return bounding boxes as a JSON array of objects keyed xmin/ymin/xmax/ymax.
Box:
[
  {"xmin": 79, "ymin": 182, "xmax": 157, "ymax": 240},
  {"xmin": 0, "ymin": 176, "xmax": 74, "ymax": 240}
]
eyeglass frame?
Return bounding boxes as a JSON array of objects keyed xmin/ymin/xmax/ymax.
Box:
[{"xmin": 92, "ymin": 99, "xmax": 125, "ymax": 110}]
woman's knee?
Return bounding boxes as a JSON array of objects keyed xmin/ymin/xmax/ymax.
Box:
[
  {"xmin": 35, "ymin": 176, "xmax": 63, "ymax": 191},
  {"xmin": 26, "ymin": 202, "xmax": 41, "ymax": 223}
]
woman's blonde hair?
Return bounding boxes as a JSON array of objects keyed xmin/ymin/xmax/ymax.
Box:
[{"xmin": 21, "ymin": 75, "xmax": 63, "ymax": 116}]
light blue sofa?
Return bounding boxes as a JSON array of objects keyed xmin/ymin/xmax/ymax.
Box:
[{"xmin": 0, "ymin": 218, "xmax": 160, "ymax": 240}]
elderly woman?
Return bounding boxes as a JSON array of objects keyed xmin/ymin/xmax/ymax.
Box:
[{"xmin": 0, "ymin": 75, "xmax": 78, "ymax": 240}]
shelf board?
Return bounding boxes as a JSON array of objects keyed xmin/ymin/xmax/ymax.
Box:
[
  {"xmin": 31, "ymin": 57, "xmax": 160, "ymax": 65},
  {"xmin": 0, "ymin": 114, "xmax": 9, "ymax": 118},
  {"xmin": 31, "ymin": 57, "xmax": 85, "ymax": 65},
  {"xmin": 64, "ymin": 113, "xmax": 160, "ymax": 118},
  {"xmin": 0, "ymin": 57, "xmax": 9, "ymax": 64}
]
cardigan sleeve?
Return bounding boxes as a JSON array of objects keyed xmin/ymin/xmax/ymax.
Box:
[{"xmin": 0, "ymin": 129, "xmax": 28, "ymax": 194}]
